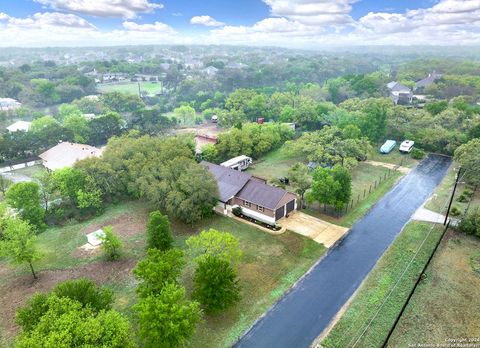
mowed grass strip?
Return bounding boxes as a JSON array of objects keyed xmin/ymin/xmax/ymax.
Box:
[
  {"xmin": 387, "ymin": 231, "xmax": 480, "ymax": 347},
  {"xmin": 424, "ymin": 163, "xmax": 479, "ymax": 215},
  {"xmin": 322, "ymin": 222, "xmax": 444, "ymax": 348}
]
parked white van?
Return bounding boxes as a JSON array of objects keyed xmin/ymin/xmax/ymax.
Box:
[{"xmin": 399, "ymin": 140, "xmax": 415, "ymax": 153}]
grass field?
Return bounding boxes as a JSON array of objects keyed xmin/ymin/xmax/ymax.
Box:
[
  {"xmin": 97, "ymin": 81, "xmax": 163, "ymax": 95},
  {"xmin": 387, "ymin": 231, "xmax": 480, "ymax": 347},
  {"xmin": 425, "ymin": 163, "xmax": 480, "ymax": 215},
  {"xmin": 247, "ymin": 146, "xmax": 299, "ymax": 182},
  {"xmin": 0, "ymin": 200, "xmax": 326, "ymax": 347},
  {"xmin": 248, "ymin": 145, "xmax": 404, "ymax": 228},
  {"xmin": 321, "ymin": 221, "xmax": 444, "ymax": 348}
]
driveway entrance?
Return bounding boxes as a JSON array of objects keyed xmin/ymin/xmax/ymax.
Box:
[{"xmin": 281, "ymin": 211, "xmax": 349, "ymax": 248}]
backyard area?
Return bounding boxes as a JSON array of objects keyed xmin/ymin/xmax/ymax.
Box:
[
  {"xmin": 387, "ymin": 231, "xmax": 480, "ymax": 347},
  {"xmin": 248, "ymin": 145, "xmax": 405, "ymax": 228},
  {"xmin": 0, "ymin": 200, "xmax": 326, "ymax": 347},
  {"xmin": 321, "ymin": 221, "xmax": 445, "ymax": 348},
  {"xmin": 97, "ymin": 81, "xmax": 163, "ymax": 96}
]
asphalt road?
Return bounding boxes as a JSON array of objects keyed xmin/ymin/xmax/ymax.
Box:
[{"xmin": 235, "ymin": 154, "xmax": 451, "ymax": 348}]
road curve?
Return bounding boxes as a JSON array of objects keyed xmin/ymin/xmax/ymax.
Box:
[{"xmin": 234, "ymin": 154, "xmax": 451, "ymax": 348}]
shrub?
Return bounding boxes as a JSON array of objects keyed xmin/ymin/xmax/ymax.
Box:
[
  {"xmin": 100, "ymin": 226, "xmax": 122, "ymax": 261},
  {"xmin": 458, "ymin": 208, "xmax": 480, "ymax": 238},
  {"xmin": 232, "ymin": 206, "xmax": 242, "ymax": 216},
  {"xmin": 450, "ymin": 206, "xmax": 462, "ymax": 216},
  {"xmin": 410, "ymin": 148, "xmax": 426, "ymax": 160},
  {"xmin": 193, "ymin": 255, "xmax": 241, "ymax": 313},
  {"xmin": 133, "ymin": 248, "xmax": 185, "ymax": 298},
  {"xmin": 457, "ymin": 194, "xmax": 468, "ymax": 203},
  {"xmin": 146, "ymin": 211, "xmax": 173, "ymax": 251},
  {"xmin": 53, "ymin": 278, "xmax": 114, "ymax": 312},
  {"xmin": 16, "ymin": 279, "xmax": 114, "ymax": 332}
]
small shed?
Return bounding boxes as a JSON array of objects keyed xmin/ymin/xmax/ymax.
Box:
[{"xmin": 86, "ymin": 229, "xmax": 106, "ymax": 246}]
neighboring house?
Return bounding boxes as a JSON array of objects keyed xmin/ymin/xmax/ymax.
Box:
[
  {"xmin": 6, "ymin": 121, "xmax": 31, "ymax": 132},
  {"xmin": 202, "ymin": 162, "xmax": 297, "ymax": 225},
  {"xmin": 102, "ymin": 73, "xmax": 128, "ymax": 82},
  {"xmin": 0, "ymin": 98, "xmax": 21, "ymax": 111},
  {"xmin": 39, "ymin": 142, "xmax": 104, "ymax": 171},
  {"xmin": 195, "ymin": 134, "xmax": 218, "ymax": 154},
  {"xmin": 414, "ymin": 71, "xmax": 442, "ymax": 92},
  {"xmin": 202, "ymin": 66, "xmax": 219, "ymax": 77},
  {"xmin": 386, "ymin": 81, "xmax": 413, "ymax": 105},
  {"xmin": 221, "ymin": 155, "xmax": 252, "ymax": 171}
]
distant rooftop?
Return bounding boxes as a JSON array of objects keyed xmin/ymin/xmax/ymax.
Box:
[
  {"xmin": 39, "ymin": 142, "xmax": 103, "ymax": 171},
  {"xmin": 6, "ymin": 120, "xmax": 31, "ymax": 132}
]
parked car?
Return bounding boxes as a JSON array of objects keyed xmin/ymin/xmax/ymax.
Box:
[
  {"xmin": 399, "ymin": 140, "xmax": 415, "ymax": 153},
  {"xmin": 380, "ymin": 140, "xmax": 397, "ymax": 154},
  {"xmin": 211, "ymin": 115, "xmax": 218, "ymax": 123}
]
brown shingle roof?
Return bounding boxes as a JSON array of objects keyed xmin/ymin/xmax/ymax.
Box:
[{"xmin": 200, "ymin": 162, "xmax": 252, "ymax": 202}]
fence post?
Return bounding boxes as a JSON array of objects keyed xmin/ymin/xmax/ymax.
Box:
[
  {"xmin": 384, "ymin": 172, "xmax": 387, "ymax": 180},
  {"xmin": 374, "ymin": 180, "xmax": 377, "ymax": 189},
  {"xmin": 350, "ymin": 199, "xmax": 354, "ymax": 209},
  {"xmin": 369, "ymin": 184, "xmax": 372, "ymax": 194},
  {"xmin": 363, "ymin": 188, "xmax": 366, "ymax": 198},
  {"xmin": 357, "ymin": 194, "xmax": 360, "ymax": 204}
]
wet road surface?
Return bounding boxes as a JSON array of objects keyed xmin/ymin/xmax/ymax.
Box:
[{"xmin": 235, "ymin": 154, "xmax": 451, "ymax": 348}]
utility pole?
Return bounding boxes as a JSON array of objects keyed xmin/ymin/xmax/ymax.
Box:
[{"xmin": 444, "ymin": 166, "xmax": 462, "ymax": 225}]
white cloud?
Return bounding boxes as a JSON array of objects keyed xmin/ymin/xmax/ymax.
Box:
[
  {"xmin": 0, "ymin": 12, "xmax": 184, "ymax": 47},
  {"xmin": 34, "ymin": 0, "xmax": 163, "ymax": 19},
  {"xmin": 190, "ymin": 15, "xmax": 224, "ymax": 27},
  {"xmin": 122, "ymin": 21, "xmax": 176, "ymax": 33},
  {"xmin": 263, "ymin": 0, "xmax": 356, "ymax": 25},
  {"xmin": 1, "ymin": 12, "xmax": 96, "ymax": 30},
  {"xmin": 2, "ymin": 0, "xmax": 480, "ymax": 47}
]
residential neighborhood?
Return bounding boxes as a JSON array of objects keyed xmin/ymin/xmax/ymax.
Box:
[{"xmin": 0, "ymin": 1, "xmax": 480, "ymax": 348}]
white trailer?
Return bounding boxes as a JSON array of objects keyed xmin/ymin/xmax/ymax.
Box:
[{"xmin": 220, "ymin": 155, "xmax": 252, "ymax": 171}]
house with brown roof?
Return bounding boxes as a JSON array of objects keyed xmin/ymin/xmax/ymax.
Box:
[{"xmin": 201, "ymin": 161, "xmax": 297, "ymax": 225}]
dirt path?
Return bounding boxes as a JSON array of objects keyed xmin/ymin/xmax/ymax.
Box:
[{"xmin": 365, "ymin": 160, "xmax": 411, "ymax": 174}]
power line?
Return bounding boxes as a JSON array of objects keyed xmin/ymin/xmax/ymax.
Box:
[{"xmin": 346, "ymin": 166, "xmax": 469, "ymax": 348}]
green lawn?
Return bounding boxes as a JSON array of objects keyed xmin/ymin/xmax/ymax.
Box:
[
  {"xmin": 322, "ymin": 222, "xmax": 444, "ymax": 348},
  {"xmin": 247, "ymin": 146, "xmax": 300, "ymax": 182},
  {"xmin": 305, "ymin": 163, "xmax": 402, "ymax": 227},
  {"xmin": 387, "ymin": 231, "xmax": 480, "ymax": 347},
  {"xmin": 425, "ymin": 163, "xmax": 479, "ymax": 215},
  {"xmin": 97, "ymin": 82, "xmax": 163, "ymax": 95},
  {"xmin": 0, "ymin": 200, "xmax": 326, "ymax": 348}
]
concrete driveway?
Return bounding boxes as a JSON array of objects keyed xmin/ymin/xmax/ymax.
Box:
[{"xmin": 280, "ymin": 211, "xmax": 349, "ymax": 248}]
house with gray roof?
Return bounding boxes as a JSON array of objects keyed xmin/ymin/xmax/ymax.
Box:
[
  {"xmin": 201, "ymin": 162, "xmax": 297, "ymax": 225},
  {"xmin": 414, "ymin": 71, "xmax": 442, "ymax": 92},
  {"xmin": 386, "ymin": 81, "xmax": 413, "ymax": 105}
]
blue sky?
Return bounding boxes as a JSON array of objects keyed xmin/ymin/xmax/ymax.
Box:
[{"xmin": 0, "ymin": 0, "xmax": 479, "ymax": 47}]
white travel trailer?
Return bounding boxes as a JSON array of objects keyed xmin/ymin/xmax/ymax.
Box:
[{"xmin": 220, "ymin": 155, "xmax": 252, "ymax": 171}]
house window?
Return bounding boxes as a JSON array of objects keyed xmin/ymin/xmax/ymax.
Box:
[
  {"xmin": 257, "ymin": 205, "xmax": 264, "ymax": 212},
  {"xmin": 243, "ymin": 200, "xmax": 251, "ymax": 208}
]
